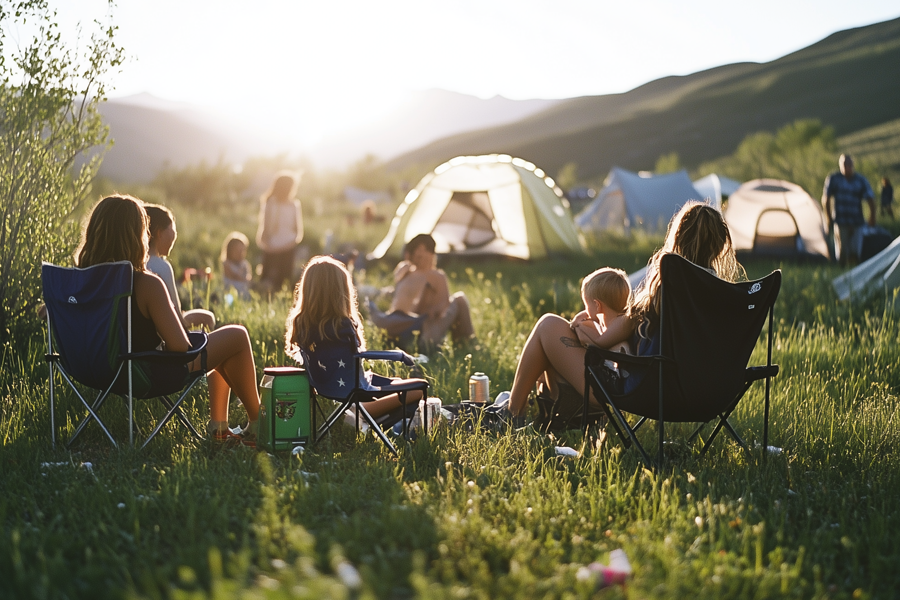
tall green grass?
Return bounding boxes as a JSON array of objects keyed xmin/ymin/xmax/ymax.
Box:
[{"xmin": 3, "ymin": 237, "xmax": 900, "ymax": 598}]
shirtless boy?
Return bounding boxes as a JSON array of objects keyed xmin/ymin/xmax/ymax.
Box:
[{"xmin": 369, "ymin": 234, "xmax": 475, "ymax": 348}]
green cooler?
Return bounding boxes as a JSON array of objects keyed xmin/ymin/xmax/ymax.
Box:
[{"xmin": 258, "ymin": 366, "xmax": 312, "ymax": 451}]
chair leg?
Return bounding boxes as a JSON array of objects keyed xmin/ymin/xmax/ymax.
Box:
[
  {"xmin": 315, "ymin": 399, "xmax": 354, "ymax": 444},
  {"xmin": 63, "ymin": 371, "xmax": 117, "ymax": 448},
  {"xmin": 356, "ymin": 404, "xmax": 398, "ymax": 456},
  {"xmin": 49, "ymin": 362, "xmax": 57, "ymax": 450}
]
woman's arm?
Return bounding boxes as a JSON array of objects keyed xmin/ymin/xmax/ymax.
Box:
[
  {"xmin": 573, "ymin": 313, "xmax": 634, "ymax": 350},
  {"xmin": 134, "ymin": 273, "xmax": 191, "ymax": 353}
]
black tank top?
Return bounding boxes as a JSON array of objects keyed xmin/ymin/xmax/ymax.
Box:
[{"xmin": 131, "ymin": 273, "xmax": 162, "ymax": 351}]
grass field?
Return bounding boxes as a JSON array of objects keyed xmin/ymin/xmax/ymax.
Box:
[{"xmin": 3, "ymin": 211, "xmax": 900, "ymax": 599}]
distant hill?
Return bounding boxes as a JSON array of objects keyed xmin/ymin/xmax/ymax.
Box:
[
  {"xmin": 96, "ymin": 90, "xmax": 559, "ymax": 183},
  {"xmin": 311, "ymin": 89, "xmax": 559, "ymax": 167},
  {"xmin": 97, "ymin": 94, "xmax": 277, "ymax": 183},
  {"xmin": 386, "ymin": 17, "xmax": 900, "ymax": 180}
]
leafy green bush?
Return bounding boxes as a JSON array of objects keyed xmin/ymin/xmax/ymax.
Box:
[{"xmin": 0, "ymin": 0, "xmax": 123, "ymax": 341}]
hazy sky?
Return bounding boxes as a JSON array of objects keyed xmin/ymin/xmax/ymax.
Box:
[{"xmin": 46, "ymin": 0, "xmax": 900, "ymax": 146}]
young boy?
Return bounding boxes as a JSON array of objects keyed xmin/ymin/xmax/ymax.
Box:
[{"xmin": 570, "ymin": 267, "xmax": 632, "ymax": 354}]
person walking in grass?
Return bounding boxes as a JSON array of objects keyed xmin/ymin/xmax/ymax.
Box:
[{"xmin": 822, "ymin": 154, "xmax": 875, "ymax": 265}]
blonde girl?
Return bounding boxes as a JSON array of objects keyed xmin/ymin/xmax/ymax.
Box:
[{"xmin": 285, "ymin": 256, "xmax": 424, "ymax": 418}]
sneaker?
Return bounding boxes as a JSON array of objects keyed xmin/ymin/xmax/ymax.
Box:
[
  {"xmin": 212, "ymin": 425, "xmax": 256, "ymax": 448},
  {"xmin": 493, "ymin": 391, "xmax": 511, "ymax": 409}
]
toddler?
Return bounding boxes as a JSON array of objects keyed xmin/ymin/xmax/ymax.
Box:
[
  {"xmin": 571, "ymin": 267, "xmax": 632, "ymax": 354},
  {"xmin": 221, "ymin": 231, "xmax": 252, "ymax": 300}
]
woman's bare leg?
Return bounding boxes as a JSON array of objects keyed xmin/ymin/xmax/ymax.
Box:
[
  {"xmin": 192, "ymin": 325, "xmax": 260, "ymax": 422},
  {"xmin": 508, "ymin": 313, "xmax": 593, "ymax": 416}
]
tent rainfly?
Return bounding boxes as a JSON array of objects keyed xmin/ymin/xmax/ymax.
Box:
[
  {"xmin": 370, "ymin": 155, "xmax": 585, "ymax": 260},
  {"xmin": 575, "ymin": 168, "xmax": 702, "ymax": 233},
  {"xmin": 692, "ymin": 173, "xmax": 742, "ymax": 209},
  {"xmin": 723, "ymin": 179, "xmax": 829, "ymax": 260},
  {"xmin": 833, "ymin": 235, "xmax": 900, "ymax": 301}
]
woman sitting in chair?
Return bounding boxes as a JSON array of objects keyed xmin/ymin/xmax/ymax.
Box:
[
  {"xmin": 285, "ymin": 255, "xmax": 425, "ymax": 420},
  {"xmin": 507, "ymin": 201, "xmax": 743, "ymax": 417},
  {"xmin": 75, "ymin": 195, "xmax": 260, "ymax": 445}
]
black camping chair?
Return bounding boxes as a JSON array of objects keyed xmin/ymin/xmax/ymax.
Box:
[
  {"xmin": 584, "ymin": 254, "xmax": 781, "ymax": 468},
  {"xmin": 299, "ymin": 346, "xmax": 429, "ymax": 456},
  {"xmin": 43, "ymin": 261, "xmax": 208, "ymax": 449}
]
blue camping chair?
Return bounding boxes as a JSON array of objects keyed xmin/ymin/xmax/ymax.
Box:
[
  {"xmin": 298, "ymin": 344, "xmax": 429, "ymax": 456},
  {"xmin": 42, "ymin": 261, "xmax": 208, "ymax": 449}
]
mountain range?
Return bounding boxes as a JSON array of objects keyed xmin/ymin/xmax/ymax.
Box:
[
  {"xmin": 97, "ymin": 16, "xmax": 900, "ymax": 184},
  {"xmin": 386, "ymin": 16, "xmax": 900, "ymax": 179}
]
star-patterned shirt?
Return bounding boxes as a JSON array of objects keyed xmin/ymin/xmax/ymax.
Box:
[{"xmin": 296, "ymin": 318, "xmax": 373, "ymax": 399}]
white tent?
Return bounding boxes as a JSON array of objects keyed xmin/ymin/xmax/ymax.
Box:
[
  {"xmin": 575, "ymin": 168, "xmax": 702, "ymax": 233},
  {"xmin": 723, "ymin": 179, "xmax": 829, "ymax": 260},
  {"xmin": 693, "ymin": 174, "xmax": 742, "ymax": 209},
  {"xmin": 833, "ymin": 235, "xmax": 900, "ymax": 301},
  {"xmin": 371, "ymin": 155, "xmax": 585, "ymax": 260}
]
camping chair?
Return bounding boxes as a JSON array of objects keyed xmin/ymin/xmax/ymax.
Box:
[
  {"xmin": 43, "ymin": 261, "xmax": 208, "ymax": 449},
  {"xmin": 298, "ymin": 346, "xmax": 428, "ymax": 456},
  {"xmin": 583, "ymin": 254, "xmax": 781, "ymax": 468}
]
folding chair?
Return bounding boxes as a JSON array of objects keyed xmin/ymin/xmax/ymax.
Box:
[
  {"xmin": 42, "ymin": 261, "xmax": 209, "ymax": 449},
  {"xmin": 299, "ymin": 346, "xmax": 429, "ymax": 456},
  {"xmin": 584, "ymin": 254, "xmax": 781, "ymax": 468}
]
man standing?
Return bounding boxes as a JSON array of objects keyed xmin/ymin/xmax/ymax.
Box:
[{"xmin": 822, "ymin": 154, "xmax": 875, "ymax": 264}]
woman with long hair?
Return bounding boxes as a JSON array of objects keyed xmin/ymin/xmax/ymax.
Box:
[
  {"xmin": 257, "ymin": 171, "xmax": 303, "ymax": 292},
  {"xmin": 76, "ymin": 195, "xmax": 260, "ymax": 444},
  {"xmin": 507, "ymin": 201, "xmax": 742, "ymax": 417}
]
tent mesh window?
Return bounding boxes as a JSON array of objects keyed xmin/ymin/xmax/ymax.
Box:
[{"xmin": 431, "ymin": 191, "xmax": 497, "ymax": 249}]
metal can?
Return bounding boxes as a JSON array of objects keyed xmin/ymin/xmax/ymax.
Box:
[{"xmin": 469, "ymin": 372, "xmax": 490, "ymax": 403}]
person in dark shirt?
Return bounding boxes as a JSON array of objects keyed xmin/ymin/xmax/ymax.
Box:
[{"xmin": 822, "ymin": 154, "xmax": 875, "ymax": 265}]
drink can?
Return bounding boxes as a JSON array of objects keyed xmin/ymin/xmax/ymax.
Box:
[{"xmin": 469, "ymin": 372, "xmax": 490, "ymax": 403}]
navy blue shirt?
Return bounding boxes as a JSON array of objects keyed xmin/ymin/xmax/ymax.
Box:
[
  {"xmin": 297, "ymin": 318, "xmax": 363, "ymax": 399},
  {"xmin": 824, "ymin": 171, "xmax": 874, "ymax": 226}
]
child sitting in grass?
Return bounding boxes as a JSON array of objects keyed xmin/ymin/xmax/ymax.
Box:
[
  {"xmin": 570, "ymin": 267, "xmax": 632, "ymax": 354},
  {"xmin": 220, "ymin": 231, "xmax": 252, "ymax": 300}
]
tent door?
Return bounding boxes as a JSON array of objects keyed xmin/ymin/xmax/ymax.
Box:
[
  {"xmin": 431, "ymin": 191, "xmax": 498, "ymax": 251},
  {"xmin": 753, "ymin": 208, "xmax": 802, "ymax": 254}
]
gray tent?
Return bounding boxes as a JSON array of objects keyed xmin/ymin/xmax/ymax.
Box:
[
  {"xmin": 723, "ymin": 179, "xmax": 829, "ymax": 260},
  {"xmin": 575, "ymin": 168, "xmax": 702, "ymax": 233}
]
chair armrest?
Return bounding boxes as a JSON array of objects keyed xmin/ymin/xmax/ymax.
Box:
[
  {"xmin": 122, "ymin": 331, "xmax": 208, "ymax": 363},
  {"xmin": 746, "ymin": 364, "xmax": 779, "ymax": 382},
  {"xmin": 584, "ymin": 346, "xmax": 669, "ymax": 367},
  {"xmin": 356, "ymin": 350, "xmax": 415, "ymax": 366}
]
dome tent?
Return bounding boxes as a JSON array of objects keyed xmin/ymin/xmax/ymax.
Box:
[
  {"xmin": 575, "ymin": 168, "xmax": 702, "ymax": 233},
  {"xmin": 723, "ymin": 179, "xmax": 829, "ymax": 260},
  {"xmin": 371, "ymin": 155, "xmax": 585, "ymax": 260}
]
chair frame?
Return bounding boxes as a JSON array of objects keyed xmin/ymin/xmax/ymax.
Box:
[
  {"xmin": 44, "ymin": 261, "xmax": 208, "ymax": 449},
  {"xmin": 307, "ymin": 350, "xmax": 429, "ymax": 456},
  {"xmin": 583, "ymin": 257, "xmax": 780, "ymax": 468}
]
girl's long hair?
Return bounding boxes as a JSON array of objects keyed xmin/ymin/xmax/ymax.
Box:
[
  {"xmin": 285, "ymin": 255, "xmax": 364, "ymax": 359},
  {"xmin": 632, "ymin": 201, "xmax": 743, "ymax": 327},
  {"xmin": 260, "ymin": 171, "xmax": 299, "ymax": 205},
  {"xmin": 76, "ymin": 195, "xmax": 149, "ymax": 271}
]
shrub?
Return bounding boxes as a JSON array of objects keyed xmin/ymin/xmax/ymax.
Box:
[{"xmin": 0, "ymin": 0, "xmax": 123, "ymax": 342}]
